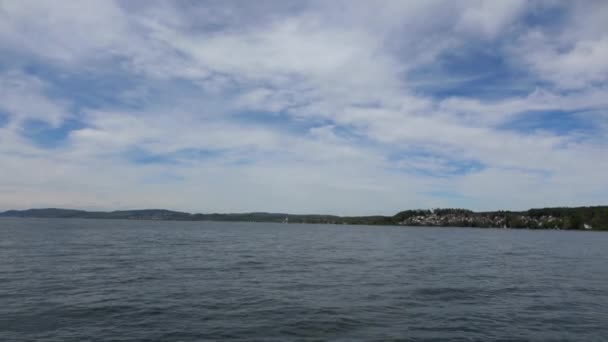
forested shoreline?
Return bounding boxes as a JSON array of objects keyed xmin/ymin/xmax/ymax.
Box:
[{"xmin": 2, "ymin": 206, "xmax": 607, "ymax": 230}]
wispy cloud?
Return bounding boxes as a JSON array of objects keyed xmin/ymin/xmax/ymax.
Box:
[{"xmin": 0, "ymin": 0, "xmax": 606, "ymax": 214}]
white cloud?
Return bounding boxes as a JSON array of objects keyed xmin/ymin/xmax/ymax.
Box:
[
  {"xmin": 508, "ymin": 1, "xmax": 608, "ymax": 89},
  {"xmin": 456, "ymin": 0, "xmax": 527, "ymax": 38},
  {"xmin": 0, "ymin": 70, "xmax": 69, "ymax": 127},
  {"xmin": 0, "ymin": 0, "xmax": 607, "ymax": 213},
  {"xmin": 516, "ymin": 31, "xmax": 608, "ymax": 89},
  {"xmin": 0, "ymin": 1, "xmax": 129, "ymax": 63}
]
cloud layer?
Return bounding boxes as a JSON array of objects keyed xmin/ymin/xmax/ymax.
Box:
[{"xmin": 1, "ymin": 0, "xmax": 607, "ymax": 214}]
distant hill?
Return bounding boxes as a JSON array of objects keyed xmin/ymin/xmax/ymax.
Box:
[
  {"xmin": 1, "ymin": 206, "xmax": 607, "ymax": 230},
  {"xmin": 0, "ymin": 208, "xmax": 191, "ymax": 220}
]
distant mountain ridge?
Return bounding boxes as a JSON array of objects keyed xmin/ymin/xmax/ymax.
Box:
[{"xmin": 1, "ymin": 206, "xmax": 607, "ymax": 230}]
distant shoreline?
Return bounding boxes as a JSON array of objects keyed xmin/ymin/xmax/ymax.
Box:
[{"xmin": 2, "ymin": 206, "xmax": 607, "ymax": 230}]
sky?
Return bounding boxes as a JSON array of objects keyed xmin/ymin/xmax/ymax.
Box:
[{"xmin": 0, "ymin": 0, "xmax": 607, "ymax": 215}]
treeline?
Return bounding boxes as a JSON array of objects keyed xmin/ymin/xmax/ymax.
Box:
[{"xmin": 524, "ymin": 206, "xmax": 608, "ymax": 230}]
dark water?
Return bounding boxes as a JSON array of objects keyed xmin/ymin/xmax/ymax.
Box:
[{"xmin": 1, "ymin": 218, "xmax": 608, "ymax": 341}]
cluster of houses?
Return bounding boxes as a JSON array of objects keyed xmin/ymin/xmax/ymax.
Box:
[
  {"xmin": 397, "ymin": 213, "xmax": 503, "ymax": 227},
  {"xmin": 397, "ymin": 212, "xmax": 583, "ymax": 229}
]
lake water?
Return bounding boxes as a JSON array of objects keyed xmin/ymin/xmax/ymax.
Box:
[{"xmin": 1, "ymin": 218, "xmax": 607, "ymax": 341}]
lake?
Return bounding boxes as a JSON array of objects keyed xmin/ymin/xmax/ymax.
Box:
[{"xmin": 1, "ymin": 218, "xmax": 607, "ymax": 341}]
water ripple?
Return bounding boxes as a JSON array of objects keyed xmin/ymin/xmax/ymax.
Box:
[{"xmin": 1, "ymin": 218, "xmax": 608, "ymax": 341}]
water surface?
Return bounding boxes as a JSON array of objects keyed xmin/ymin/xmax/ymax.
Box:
[{"xmin": 1, "ymin": 218, "xmax": 607, "ymax": 341}]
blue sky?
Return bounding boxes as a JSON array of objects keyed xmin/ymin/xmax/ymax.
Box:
[{"xmin": 0, "ymin": 0, "xmax": 607, "ymax": 214}]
